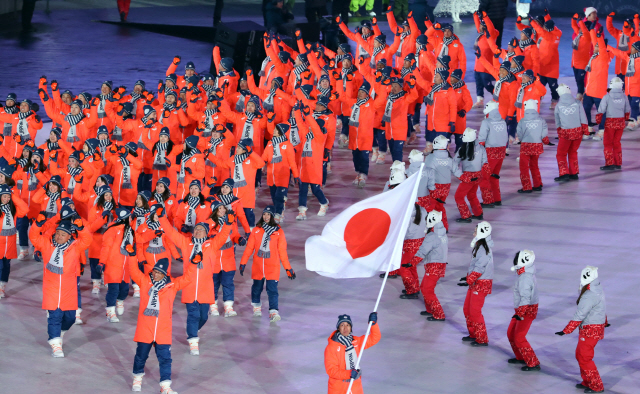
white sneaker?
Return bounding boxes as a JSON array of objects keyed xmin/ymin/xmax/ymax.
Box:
[
  {"xmin": 296, "ymin": 206, "xmax": 307, "ymax": 221},
  {"xmin": 132, "ymin": 283, "xmax": 140, "ymax": 298},
  {"xmin": 132, "ymin": 373, "xmax": 144, "ymax": 392},
  {"xmin": 17, "ymin": 249, "xmax": 29, "ymax": 261},
  {"xmin": 0, "ymin": 281, "xmax": 6, "ymax": 298},
  {"xmin": 283, "ymin": 196, "xmax": 287, "ymax": 213},
  {"xmin": 318, "ymin": 200, "xmax": 329, "ymax": 217},
  {"xmin": 352, "ymin": 173, "xmax": 360, "ymax": 185},
  {"xmin": 368, "ymin": 11, "xmax": 376, "ymax": 17},
  {"xmin": 116, "ymin": 300, "xmax": 124, "ymax": 315},
  {"xmin": 327, "ymin": 162, "xmax": 332, "ymax": 174},
  {"xmin": 48, "ymin": 338, "xmax": 64, "ymax": 358},
  {"xmin": 549, "ymin": 100, "xmax": 557, "ymax": 109},
  {"xmin": 582, "ymin": 133, "xmax": 590, "ymax": 140},
  {"xmin": 209, "ymin": 303, "xmax": 220, "ymax": 316},
  {"xmin": 370, "ymin": 147, "xmax": 379, "ymax": 162},
  {"xmin": 472, "ymin": 97, "xmax": 484, "ymax": 109},
  {"xmin": 159, "ymin": 380, "xmax": 178, "ymax": 394},
  {"xmin": 576, "ymin": 93, "xmax": 583, "ymax": 101},
  {"xmin": 92, "ymin": 280, "xmax": 100, "ymax": 295},
  {"xmin": 224, "ymin": 301, "xmax": 238, "ymax": 317},
  {"xmin": 348, "ymin": 12, "xmax": 353, "ymax": 17},
  {"xmin": 252, "ymin": 303, "xmax": 262, "ymax": 317},
  {"xmin": 269, "ymin": 309, "xmax": 281, "ymax": 323},
  {"xmin": 357, "ymin": 174, "xmax": 367, "ymax": 189},
  {"xmin": 106, "ymin": 306, "xmax": 120, "ymax": 323},
  {"xmin": 625, "ymin": 119, "xmax": 638, "ymax": 130},
  {"xmin": 339, "ymin": 134, "xmax": 349, "ymax": 148},
  {"xmin": 592, "ymin": 130, "xmax": 604, "ymax": 141},
  {"xmin": 274, "ymin": 213, "xmax": 282, "ymax": 224},
  {"xmin": 376, "ymin": 153, "xmax": 386, "ymax": 164},
  {"xmin": 187, "ymin": 337, "xmax": 199, "ymax": 356},
  {"xmin": 75, "ymin": 308, "xmax": 83, "ymax": 325}
]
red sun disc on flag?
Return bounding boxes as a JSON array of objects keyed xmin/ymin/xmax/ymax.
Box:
[{"xmin": 344, "ymin": 208, "xmax": 391, "ymax": 259}]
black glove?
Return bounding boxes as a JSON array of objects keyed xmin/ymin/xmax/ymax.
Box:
[
  {"xmin": 457, "ymin": 110, "xmax": 467, "ymax": 118},
  {"xmin": 369, "ymin": 312, "xmax": 378, "ymax": 325},
  {"xmin": 460, "ymin": 276, "xmax": 467, "ymax": 281},
  {"xmin": 286, "ymin": 269, "xmax": 296, "ymax": 280},
  {"xmin": 350, "ymin": 369, "xmax": 361, "ymax": 380},
  {"xmin": 555, "ymin": 331, "xmax": 565, "ymax": 336},
  {"xmin": 96, "ymin": 263, "xmax": 105, "ymax": 274},
  {"xmin": 470, "ymin": 177, "xmax": 478, "ymax": 182},
  {"xmin": 35, "ymin": 213, "xmax": 47, "ymax": 227},
  {"xmin": 239, "ymin": 264, "xmax": 246, "ymax": 276},
  {"xmin": 191, "ymin": 251, "xmax": 203, "ymax": 265},
  {"xmin": 401, "ymin": 263, "xmax": 412, "ymax": 268},
  {"xmin": 457, "ymin": 282, "xmax": 469, "ymax": 286},
  {"xmin": 449, "ymin": 122, "xmax": 456, "ymax": 133},
  {"xmin": 154, "ymin": 229, "xmax": 164, "ymax": 238},
  {"xmin": 512, "ymin": 314, "xmax": 523, "ymax": 321},
  {"xmin": 474, "ymin": 48, "xmax": 481, "ymax": 59},
  {"xmin": 176, "ymin": 257, "xmax": 183, "ymax": 263},
  {"xmin": 435, "ymin": 198, "xmax": 445, "ymax": 204},
  {"xmin": 184, "ymin": 167, "xmax": 192, "ymax": 174},
  {"xmin": 237, "ymin": 236, "xmax": 247, "ymax": 246},
  {"xmin": 181, "ymin": 224, "xmax": 192, "ymax": 233},
  {"xmin": 138, "ymin": 261, "xmax": 147, "ymax": 273},
  {"xmin": 491, "ymin": 173, "xmax": 500, "ymax": 179}
]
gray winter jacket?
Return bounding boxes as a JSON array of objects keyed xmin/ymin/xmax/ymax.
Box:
[
  {"xmin": 468, "ymin": 236, "xmax": 494, "ymax": 280},
  {"xmin": 453, "ymin": 141, "xmax": 488, "ymax": 176},
  {"xmin": 414, "ymin": 222, "xmax": 447, "ymax": 264},
  {"xmin": 513, "ymin": 264, "xmax": 539, "ymax": 308},
  {"xmin": 404, "ymin": 205, "xmax": 428, "ymax": 240},
  {"xmin": 478, "ymin": 109, "xmax": 509, "ymax": 148},
  {"xmin": 597, "ymin": 88, "xmax": 631, "ymax": 119},
  {"xmin": 517, "ymin": 109, "xmax": 549, "ymax": 143},
  {"xmin": 554, "ymin": 93, "xmax": 588, "ymax": 129},
  {"xmin": 407, "ymin": 161, "xmax": 436, "ymax": 198},
  {"xmin": 424, "ymin": 149, "xmax": 456, "ymax": 185},
  {"xmin": 573, "ymin": 280, "xmax": 606, "ymax": 326}
]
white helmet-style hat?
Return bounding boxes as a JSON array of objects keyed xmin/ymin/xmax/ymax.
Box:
[
  {"xmin": 408, "ymin": 149, "xmax": 424, "ymax": 163},
  {"xmin": 461, "ymin": 127, "xmax": 477, "ymax": 143},
  {"xmin": 524, "ymin": 99, "xmax": 538, "ymax": 111},
  {"xmin": 609, "ymin": 77, "xmax": 623, "ymax": 90},
  {"xmin": 433, "ymin": 135, "xmax": 449, "ymax": 150},
  {"xmin": 426, "ymin": 210, "xmax": 442, "ymax": 229},
  {"xmin": 511, "ymin": 249, "xmax": 535, "ymax": 271},
  {"xmin": 390, "ymin": 160, "xmax": 406, "ymax": 173},
  {"xmin": 584, "ymin": 7, "xmax": 597, "ymax": 18},
  {"xmin": 471, "ymin": 221, "xmax": 492, "ymax": 247},
  {"xmin": 389, "ymin": 170, "xmax": 406, "ymax": 186},
  {"xmin": 483, "ymin": 100, "xmax": 499, "ymax": 115},
  {"xmin": 580, "ymin": 266, "xmax": 598, "ymax": 288},
  {"xmin": 557, "ymin": 84, "xmax": 571, "ymax": 97}
]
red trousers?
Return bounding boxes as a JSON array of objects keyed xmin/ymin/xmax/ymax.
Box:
[
  {"xmin": 519, "ymin": 154, "xmax": 541, "ymax": 190},
  {"xmin": 455, "ymin": 180, "xmax": 482, "ymax": 219},
  {"xmin": 507, "ymin": 316, "xmax": 540, "ymax": 367},
  {"xmin": 421, "ymin": 267, "xmax": 445, "ymax": 319},
  {"xmin": 603, "ymin": 119, "xmax": 624, "ymax": 166},
  {"xmin": 576, "ymin": 336, "xmax": 604, "ymax": 392},
  {"xmin": 556, "ymin": 138, "xmax": 582, "ymax": 176},
  {"xmin": 462, "ymin": 288, "xmax": 488, "ymax": 343},
  {"xmin": 480, "ymin": 157, "xmax": 504, "ymax": 204},
  {"xmin": 419, "ymin": 183, "xmax": 451, "ymax": 231},
  {"xmin": 398, "ymin": 239, "xmax": 424, "ymax": 294},
  {"xmin": 117, "ymin": 0, "xmax": 131, "ymax": 16}
]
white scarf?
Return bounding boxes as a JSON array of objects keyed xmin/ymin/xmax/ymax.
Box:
[
  {"xmin": 302, "ymin": 130, "xmax": 314, "ymax": 158},
  {"xmin": 120, "ymin": 157, "xmax": 133, "ymax": 189},
  {"xmin": 186, "ymin": 195, "xmax": 200, "ymax": 227},
  {"xmin": 190, "ymin": 237, "xmax": 206, "ymax": 269},
  {"xmin": 515, "ymin": 79, "xmax": 535, "ymax": 109},
  {"xmin": 143, "ymin": 276, "xmax": 169, "ymax": 317},
  {"xmin": 0, "ymin": 204, "xmax": 16, "ymax": 236},
  {"xmin": 349, "ymin": 97, "xmax": 368, "ymax": 126},
  {"xmin": 271, "ymin": 135, "xmax": 287, "ymax": 163},
  {"xmin": 397, "ymin": 29, "xmax": 410, "ymax": 56},
  {"xmin": 626, "ymin": 54, "xmax": 639, "ymax": 77},
  {"xmin": 44, "ymin": 191, "xmax": 59, "ymax": 216},
  {"xmin": 288, "ymin": 109, "xmax": 301, "ymax": 146},
  {"xmin": 120, "ymin": 225, "xmax": 134, "ymax": 255},
  {"xmin": 153, "ymin": 142, "xmax": 168, "ymax": 170},
  {"xmin": 334, "ymin": 332, "xmax": 357, "ymax": 371},
  {"xmin": 257, "ymin": 223, "xmax": 279, "ymax": 258},
  {"xmin": 242, "ymin": 112, "xmax": 256, "ymax": 141},
  {"xmin": 46, "ymin": 238, "xmax": 72, "ymax": 274},
  {"xmin": 233, "ymin": 152, "xmax": 248, "ymax": 187},
  {"xmin": 382, "ymin": 91, "xmax": 405, "ymax": 123}
]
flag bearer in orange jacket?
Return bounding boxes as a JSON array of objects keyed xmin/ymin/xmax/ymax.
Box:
[
  {"xmin": 96, "ymin": 207, "xmax": 137, "ymax": 323},
  {"xmin": 240, "ymin": 206, "xmax": 295, "ymax": 323},
  {"xmin": 29, "ymin": 217, "xmax": 92, "ymax": 358},
  {"xmin": 324, "ymin": 313, "xmax": 380, "ymax": 394},
  {"xmin": 263, "ymin": 122, "xmax": 299, "ymax": 223},
  {"xmin": 129, "ymin": 255, "xmax": 194, "ymax": 394},
  {"xmin": 159, "ymin": 211, "xmax": 232, "ymax": 356}
]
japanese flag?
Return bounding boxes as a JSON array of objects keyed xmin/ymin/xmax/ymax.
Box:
[{"xmin": 305, "ymin": 165, "xmax": 422, "ymax": 278}]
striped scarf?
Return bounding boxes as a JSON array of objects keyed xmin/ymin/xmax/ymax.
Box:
[
  {"xmin": 585, "ymin": 53, "xmax": 598, "ymax": 72},
  {"xmin": 143, "ymin": 275, "xmax": 170, "ymax": 317},
  {"xmin": 46, "ymin": 238, "xmax": 72, "ymax": 274},
  {"xmin": 191, "ymin": 237, "xmax": 206, "ymax": 269},
  {"xmin": 271, "ymin": 135, "xmax": 287, "ymax": 163},
  {"xmin": 396, "ymin": 29, "xmax": 410, "ymax": 56},
  {"xmin": 626, "ymin": 53, "xmax": 639, "ymax": 77},
  {"xmin": 452, "ymin": 79, "xmax": 465, "ymax": 90},
  {"xmin": 519, "ymin": 38, "xmax": 534, "ymax": 50},
  {"xmin": 383, "ymin": 90, "xmax": 406, "ymax": 122},
  {"xmin": 186, "ymin": 195, "xmax": 200, "ymax": 228},
  {"xmin": 47, "ymin": 140, "xmax": 59, "ymax": 151},
  {"xmin": 18, "ymin": 111, "xmax": 31, "ymax": 120},
  {"xmin": 515, "ymin": 78, "xmax": 535, "ymax": 108},
  {"xmin": 257, "ymin": 223, "xmax": 279, "ymax": 258},
  {"xmin": 349, "ymin": 97, "xmax": 369, "ymax": 126},
  {"xmin": 334, "ymin": 332, "xmax": 357, "ymax": 370},
  {"xmin": 302, "ymin": 130, "xmax": 314, "ymax": 158},
  {"xmin": 64, "ymin": 112, "xmax": 84, "ymax": 127},
  {"xmin": 218, "ymin": 193, "xmax": 235, "ymax": 207},
  {"xmin": 401, "ymin": 65, "xmax": 415, "ymax": 78},
  {"xmin": 425, "ymin": 82, "xmax": 448, "ymax": 105},
  {"xmin": 493, "ymin": 73, "xmax": 515, "ymax": 101},
  {"xmin": 146, "ymin": 215, "xmax": 160, "ymax": 231},
  {"xmin": 3, "ymin": 105, "xmax": 18, "ymax": 114}
]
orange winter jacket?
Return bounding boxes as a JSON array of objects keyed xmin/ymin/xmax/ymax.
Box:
[
  {"xmin": 415, "ymin": 72, "xmax": 457, "ymax": 133},
  {"xmin": 44, "ymin": 107, "xmax": 93, "ymax": 151},
  {"xmin": 585, "ymin": 32, "xmax": 615, "ymax": 99},
  {"xmin": 295, "ymin": 112, "xmax": 327, "ymax": 185},
  {"xmin": 452, "ymin": 83, "xmax": 474, "ymax": 133},
  {"xmin": 387, "ymin": 11, "xmax": 420, "ymax": 68},
  {"xmin": 174, "ymin": 199, "xmax": 211, "ymax": 236},
  {"xmin": 12, "ymin": 169, "xmax": 48, "ymax": 217},
  {"xmin": 338, "ymin": 22, "xmax": 378, "ymax": 62},
  {"xmin": 176, "ymin": 153, "xmax": 206, "ymax": 201},
  {"xmin": 473, "ymin": 14, "xmax": 500, "ymax": 74},
  {"xmin": 427, "ymin": 28, "xmax": 467, "ymax": 78},
  {"xmin": 99, "ymin": 223, "xmax": 137, "ymax": 284},
  {"xmin": 49, "ymin": 164, "xmax": 95, "ymax": 219},
  {"xmin": 108, "ymin": 154, "xmax": 142, "ymax": 207},
  {"xmin": 571, "ymin": 19, "xmax": 594, "ymax": 70},
  {"xmin": 607, "ymin": 46, "xmax": 640, "ymax": 97},
  {"xmin": 240, "ymin": 225, "xmax": 291, "ymax": 280},
  {"xmin": 157, "ymin": 105, "xmax": 190, "ymax": 145},
  {"xmin": 247, "ymin": 72, "xmax": 292, "ymax": 126},
  {"xmin": 203, "ymin": 137, "xmax": 232, "ymax": 186},
  {"xmin": 205, "ymin": 220, "xmax": 242, "ymax": 272},
  {"xmin": 0, "ymin": 194, "xmax": 29, "ymax": 260},
  {"xmin": 212, "ymin": 46, "xmax": 240, "ymax": 94},
  {"xmin": 159, "ymin": 216, "xmax": 231, "ymax": 304},
  {"xmin": 261, "ymin": 137, "xmax": 299, "ymax": 188},
  {"xmin": 337, "ymin": 89, "xmax": 381, "ymax": 151},
  {"xmin": 324, "ymin": 323, "xmax": 381, "ymax": 394},
  {"xmin": 0, "ymin": 111, "xmax": 43, "ymax": 158},
  {"xmin": 209, "ymin": 151, "xmax": 265, "ymax": 209},
  {"xmin": 531, "ymin": 20, "xmax": 561, "ymax": 79},
  {"xmin": 30, "ymin": 225, "xmax": 92, "ymax": 311},
  {"xmin": 220, "ymin": 101, "xmax": 267, "ymax": 156},
  {"xmin": 129, "ymin": 257, "xmax": 194, "ymax": 345},
  {"xmin": 606, "ymin": 16, "xmax": 640, "ymax": 76},
  {"xmin": 331, "ymin": 68, "xmax": 364, "ymax": 117},
  {"xmin": 135, "ymin": 221, "xmax": 180, "ymax": 273},
  {"xmin": 116, "ymin": 118, "xmax": 162, "ymax": 173},
  {"xmin": 515, "ymin": 80, "xmax": 548, "ymax": 121}
]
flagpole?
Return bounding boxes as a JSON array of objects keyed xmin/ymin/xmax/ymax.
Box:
[{"xmin": 346, "ymin": 164, "xmax": 424, "ymax": 394}]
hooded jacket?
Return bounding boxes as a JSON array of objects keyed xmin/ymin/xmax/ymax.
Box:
[
  {"xmin": 597, "ymin": 87, "xmax": 631, "ymax": 119},
  {"xmin": 571, "ymin": 280, "xmax": 606, "ymax": 327},
  {"xmin": 555, "ymin": 93, "xmax": 588, "ymax": 139},
  {"xmin": 424, "ymin": 149, "xmax": 456, "ymax": 185},
  {"xmin": 517, "ymin": 109, "xmax": 549, "ymax": 143},
  {"xmin": 404, "ymin": 205, "xmax": 428, "ymax": 240},
  {"xmin": 513, "ymin": 264, "xmax": 539, "ymax": 309},
  {"xmin": 584, "ymin": 32, "xmax": 614, "ymax": 99},
  {"xmin": 453, "ymin": 141, "xmax": 488, "ymax": 174},
  {"xmin": 468, "ymin": 235, "xmax": 494, "ymax": 282},
  {"xmin": 478, "ymin": 109, "xmax": 509, "ymax": 148},
  {"xmin": 415, "ymin": 221, "xmax": 447, "ymax": 265},
  {"xmin": 407, "ymin": 160, "xmax": 436, "ymax": 198}
]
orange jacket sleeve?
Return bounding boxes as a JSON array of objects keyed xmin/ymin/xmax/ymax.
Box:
[
  {"xmin": 462, "ymin": 86, "xmax": 473, "ymax": 112},
  {"xmin": 362, "ymin": 321, "xmax": 381, "ymax": 350},
  {"xmin": 324, "ymin": 342, "xmax": 352, "ymax": 381},
  {"xmin": 276, "ymin": 231, "xmax": 291, "ymax": 270},
  {"xmin": 447, "ymin": 91, "xmax": 457, "ymax": 123},
  {"xmin": 239, "ymin": 231, "xmax": 256, "ymax": 266}
]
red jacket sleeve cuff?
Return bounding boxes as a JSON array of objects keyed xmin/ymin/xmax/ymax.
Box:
[
  {"xmin": 466, "ymin": 271, "xmax": 482, "ymax": 285},
  {"xmin": 563, "ymin": 320, "xmax": 581, "ymax": 334}
]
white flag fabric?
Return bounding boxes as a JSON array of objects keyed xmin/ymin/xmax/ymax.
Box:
[{"xmin": 305, "ymin": 167, "xmax": 422, "ymax": 278}]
